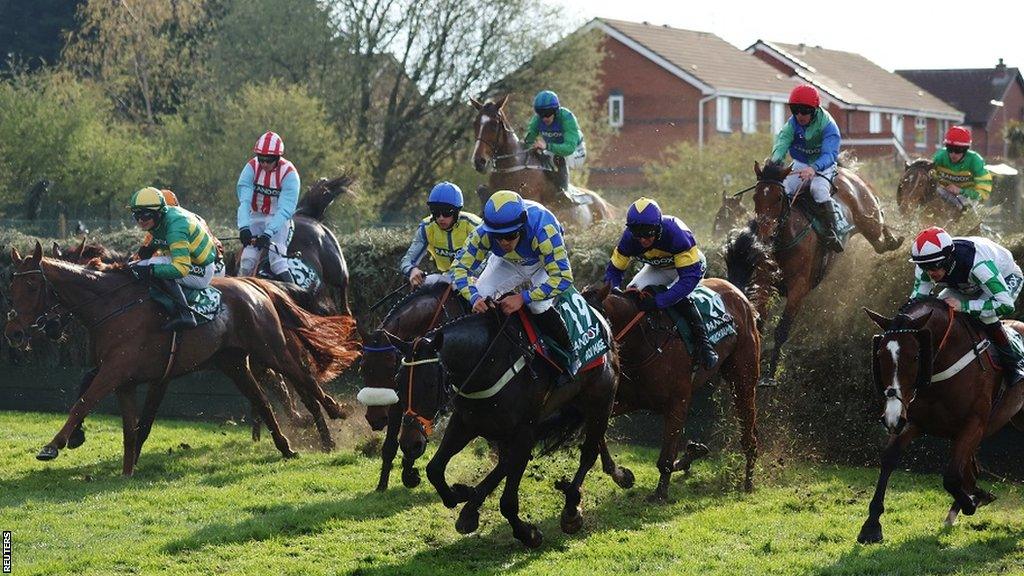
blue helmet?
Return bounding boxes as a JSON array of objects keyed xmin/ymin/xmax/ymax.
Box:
[
  {"xmin": 481, "ymin": 190, "xmax": 527, "ymax": 234},
  {"xmin": 533, "ymin": 90, "xmax": 560, "ymax": 115},
  {"xmin": 626, "ymin": 197, "xmax": 663, "ymax": 239},
  {"xmin": 427, "ymin": 181, "xmax": 463, "ymax": 209}
]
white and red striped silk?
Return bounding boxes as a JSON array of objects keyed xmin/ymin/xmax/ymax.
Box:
[{"xmin": 247, "ymin": 158, "xmax": 296, "ymax": 214}]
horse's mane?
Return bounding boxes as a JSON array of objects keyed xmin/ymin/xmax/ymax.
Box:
[
  {"xmin": 907, "ymin": 158, "xmax": 934, "ymax": 170},
  {"xmin": 836, "ymin": 150, "xmax": 859, "ymax": 171},
  {"xmin": 892, "ymin": 296, "xmax": 947, "ymax": 330},
  {"xmin": 381, "ymin": 281, "xmax": 451, "ymax": 327},
  {"xmin": 760, "ymin": 161, "xmax": 788, "ymax": 182},
  {"xmin": 85, "ymin": 258, "xmax": 129, "ymax": 272},
  {"xmin": 295, "ymin": 174, "xmax": 355, "ymax": 222}
]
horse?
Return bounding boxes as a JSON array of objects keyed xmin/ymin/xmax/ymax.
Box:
[
  {"xmin": 4, "ymin": 242, "xmax": 360, "ymax": 476},
  {"xmin": 389, "ymin": 308, "xmax": 634, "ymax": 548},
  {"xmin": 711, "ymin": 190, "xmax": 752, "ymax": 241},
  {"xmin": 896, "ymin": 159, "xmax": 964, "ymax": 222},
  {"xmin": 858, "ymin": 297, "xmax": 1024, "ymax": 544},
  {"xmin": 583, "ymin": 279, "xmax": 760, "ymax": 499},
  {"xmin": 725, "ymin": 161, "xmax": 903, "ymax": 381},
  {"xmin": 469, "ymin": 95, "xmax": 616, "ymax": 227},
  {"xmin": 356, "ymin": 282, "xmax": 468, "ymax": 491}
]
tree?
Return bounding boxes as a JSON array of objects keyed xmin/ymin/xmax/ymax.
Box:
[{"xmin": 0, "ymin": 0, "xmax": 83, "ymax": 73}]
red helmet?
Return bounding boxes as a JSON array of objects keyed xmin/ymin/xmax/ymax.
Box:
[
  {"xmin": 788, "ymin": 84, "xmax": 820, "ymax": 107},
  {"xmin": 253, "ymin": 131, "xmax": 284, "ymax": 156},
  {"xmin": 943, "ymin": 125, "xmax": 972, "ymax": 147}
]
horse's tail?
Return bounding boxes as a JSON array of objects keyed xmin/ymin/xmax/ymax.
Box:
[
  {"xmin": 722, "ymin": 221, "xmax": 778, "ymax": 321},
  {"xmin": 269, "ymin": 279, "xmax": 333, "ymax": 316},
  {"xmin": 243, "ymin": 278, "xmax": 361, "ymax": 383},
  {"xmin": 295, "ymin": 174, "xmax": 355, "ymax": 221},
  {"xmin": 535, "ymin": 404, "xmax": 586, "ymax": 457}
]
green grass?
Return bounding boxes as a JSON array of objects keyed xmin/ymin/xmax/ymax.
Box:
[{"xmin": 1, "ymin": 411, "xmax": 1022, "ymax": 576}]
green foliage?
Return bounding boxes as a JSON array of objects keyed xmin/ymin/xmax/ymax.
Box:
[{"xmin": 645, "ymin": 132, "xmax": 773, "ymax": 238}]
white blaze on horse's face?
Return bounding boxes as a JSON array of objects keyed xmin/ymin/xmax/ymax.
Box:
[{"xmin": 883, "ymin": 340, "xmax": 904, "ymax": 430}]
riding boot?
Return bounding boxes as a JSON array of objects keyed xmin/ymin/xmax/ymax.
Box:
[
  {"xmin": 275, "ymin": 269, "xmax": 295, "ymax": 284},
  {"xmin": 813, "ymin": 200, "xmax": 845, "ymax": 253},
  {"xmin": 984, "ymin": 322, "xmax": 1024, "ymax": 387},
  {"xmin": 555, "ymin": 156, "xmax": 569, "ymax": 193},
  {"xmin": 159, "ymin": 279, "xmax": 197, "ymax": 332},
  {"xmin": 534, "ymin": 307, "xmax": 574, "ymax": 387},
  {"xmin": 674, "ymin": 297, "xmax": 719, "ymax": 370}
]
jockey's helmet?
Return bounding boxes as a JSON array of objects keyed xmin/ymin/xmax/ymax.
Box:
[
  {"xmin": 909, "ymin": 226, "xmax": 954, "ymax": 269},
  {"xmin": 128, "ymin": 186, "xmax": 167, "ymax": 222},
  {"xmin": 254, "ymin": 131, "xmax": 284, "ymax": 156},
  {"xmin": 788, "ymin": 84, "xmax": 820, "ymax": 108},
  {"xmin": 943, "ymin": 126, "xmax": 972, "ymax": 149},
  {"xmin": 533, "ymin": 90, "xmax": 560, "ymax": 116},
  {"xmin": 427, "ymin": 181, "xmax": 464, "ymax": 209},
  {"xmin": 160, "ymin": 189, "xmax": 179, "ymax": 207},
  {"xmin": 482, "ymin": 190, "xmax": 527, "ymax": 234},
  {"xmin": 626, "ymin": 197, "xmax": 663, "ymax": 239}
]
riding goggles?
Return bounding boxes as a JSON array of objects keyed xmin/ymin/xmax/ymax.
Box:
[
  {"xmin": 535, "ymin": 107, "xmax": 557, "ymax": 118},
  {"xmin": 917, "ymin": 259, "xmax": 947, "ymax": 271},
  {"xmin": 789, "ymin": 104, "xmax": 815, "ymax": 116},
  {"xmin": 132, "ymin": 209, "xmax": 159, "ymax": 222},
  {"xmin": 430, "ymin": 206, "xmax": 459, "ymax": 219},
  {"xmin": 257, "ymin": 154, "xmax": 281, "ymax": 164},
  {"xmin": 492, "ymin": 229, "xmax": 522, "ymax": 242},
  {"xmin": 945, "ymin": 145, "xmax": 969, "ymax": 155},
  {"xmin": 627, "ymin": 224, "xmax": 661, "ymax": 239}
]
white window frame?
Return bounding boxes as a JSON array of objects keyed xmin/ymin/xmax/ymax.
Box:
[
  {"xmin": 608, "ymin": 94, "xmax": 624, "ymax": 128},
  {"xmin": 891, "ymin": 113, "xmax": 904, "ymax": 143},
  {"xmin": 939, "ymin": 120, "xmax": 949, "ymax": 146},
  {"xmin": 869, "ymin": 111, "xmax": 881, "ymax": 134},
  {"xmin": 914, "ymin": 117, "xmax": 928, "ymax": 149},
  {"xmin": 716, "ymin": 96, "xmax": 731, "ymax": 132},
  {"xmin": 741, "ymin": 99, "xmax": 757, "ymax": 133},
  {"xmin": 771, "ymin": 102, "xmax": 786, "ymax": 134}
]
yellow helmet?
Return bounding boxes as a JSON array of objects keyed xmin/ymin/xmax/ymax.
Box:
[{"xmin": 127, "ymin": 187, "xmax": 166, "ymax": 211}]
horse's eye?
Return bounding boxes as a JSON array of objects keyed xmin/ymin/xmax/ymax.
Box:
[{"xmin": 6, "ymin": 309, "xmax": 15, "ymax": 321}]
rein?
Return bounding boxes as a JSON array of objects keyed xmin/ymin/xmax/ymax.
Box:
[
  {"xmin": 476, "ymin": 112, "xmax": 550, "ymax": 174},
  {"xmin": 10, "ymin": 267, "xmax": 142, "ymax": 332}
]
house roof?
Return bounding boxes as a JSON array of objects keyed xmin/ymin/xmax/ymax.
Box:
[
  {"xmin": 751, "ymin": 40, "xmax": 962, "ymax": 119},
  {"xmin": 589, "ymin": 18, "xmax": 796, "ymax": 98},
  {"xmin": 896, "ymin": 65, "xmax": 1023, "ymax": 125}
]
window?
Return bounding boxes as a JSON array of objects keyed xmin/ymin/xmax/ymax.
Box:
[
  {"xmin": 608, "ymin": 93, "xmax": 624, "ymax": 128},
  {"xmin": 915, "ymin": 117, "xmax": 927, "ymax": 149},
  {"xmin": 939, "ymin": 120, "xmax": 949, "ymax": 146},
  {"xmin": 716, "ymin": 96, "xmax": 731, "ymax": 132},
  {"xmin": 741, "ymin": 99, "xmax": 757, "ymax": 133},
  {"xmin": 891, "ymin": 114, "xmax": 904, "ymax": 143},
  {"xmin": 771, "ymin": 102, "xmax": 786, "ymax": 134},
  {"xmin": 869, "ymin": 111, "xmax": 881, "ymax": 134}
]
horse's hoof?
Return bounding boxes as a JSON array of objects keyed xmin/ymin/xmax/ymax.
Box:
[
  {"xmin": 402, "ymin": 468, "xmax": 421, "ymax": 489},
  {"xmin": 375, "ymin": 480, "xmax": 389, "ymax": 492},
  {"xmin": 516, "ymin": 523, "xmax": 543, "ymax": 549},
  {"xmin": 857, "ymin": 521, "xmax": 883, "ymax": 544},
  {"xmin": 320, "ymin": 440, "xmax": 337, "ymax": 453},
  {"xmin": 560, "ymin": 508, "xmax": 583, "ymax": 534},
  {"xmin": 36, "ymin": 446, "xmax": 59, "ymax": 461},
  {"xmin": 283, "ymin": 450, "xmax": 299, "ymax": 459},
  {"xmin": 67, "ymin": 428, "xmax": 86, "ymax": 450},
  {"xmin": 614, "ymin": 467, "xmax": 635, "ymax": 490},
  {"xmin": 675, "ymin": 442, "xmax": 710, "ymax": 473},
  {"xmin": 974, "ymin": 489, "xmax": 997, "ymax": 508},
  {"xmin": 455, "ymin": 508, "xmax": 480, "ymax": 534}
]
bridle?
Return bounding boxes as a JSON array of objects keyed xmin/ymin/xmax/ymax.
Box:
[{"xmin": 474, "ymin": 110, "xmax": 539, "ymax": 173}]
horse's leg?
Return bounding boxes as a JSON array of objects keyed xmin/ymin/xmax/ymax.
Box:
[
  {"xmin": 68, "ymin": 367, "xmax": 99, "ymax": 449},
  {"xmin": 767, "ymin": 280, "xmax": 808, "ymax": 384},
  {"xmin": 455, "ymin": 441, "xmax": 511, "ymax": 535},
  {"xmin": 115, "ymin": 386, "xmax": 138, "ymax": 477},
  {"xmin": 724, "ymin": 346, "xmax": 759, "ymax": 492},
  {"xmin": 556, "ymin": 393, "xmax": 611, "ymax": 534},
  {"xmin": 257, "ymin": 366, "xmax": 310, "ymax": 426},
  {"xmin": 943, "ymin": 420, "xmax": 986, "ymax": 519},
  {"xmin": 651, "ymin": 386, "xmax": 692, "ymax": 503},
  {"xmin": 598, "ymin": 437, "xmax": 634, "ymax": 489},
  {"xmin": 38, "ymin": 363, "xmax": 131, "ymax": 461},
  {"xmin": 945, "ymin": 457, "xmax": 996, "ymax": 527},
  {"xmin": 266, "ymin": 346, "xmax": 336, "ymax": 451},
  {"xmin": 500, "ymin": 439, "xmax": 543, "ymax": 548},
  {"xmin": 425, "ymin": 414, "xmax": 477, "ymax": 509},
  {"xmin": 376, "ymin": 410, "xmax": 401, "ymax": 492},
  {"xmin": 857, "ymin": 425, "xmax": 918, "ymax": 544},
  {"xmin": 215, "ymin": 353, "xmax": 297, "ymax": 458},
  {"xmin": 134, "ymin": 378, "xmax": 172, "ymax": 464}
]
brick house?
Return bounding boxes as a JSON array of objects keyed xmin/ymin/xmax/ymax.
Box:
[
  {"xmin": 582, "ymin": 18, "xmax": 798, "ymax": 190},
  {"xmin": 748, "ymin": 41, "xmax": 963, "ymax": 161},
  {"xmin": 897, "ymin": 60, "xmax": 1024, "ymax": 160}
]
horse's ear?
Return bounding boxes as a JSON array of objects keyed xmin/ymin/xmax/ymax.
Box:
[
  {"xmin": 754, "ymin": 161, "xmax": 763, "ymax": 178},
  {"xmin": 782, "ymin": 163, "xmax": 793, "ymax": 176},
  {"xmin": 905, "ymin": 160, "xmax": 911, "ymax": 169},
  {"xmin": 721, "ymin": 190, "xmax": 727, "ymax": 200},
  {"xmin": 863, "ymin": 307, "xmax": 893, "ymax": 330},
  {"xmin": 497, "ymin": 93, "xmax": 509, "ymax": 110},
  {"xmin": 31, "ymin": 240, "xmax": 43, "ymax": 263},
  {"xmin": 50, "ymin": 242, "xmax": 62, "ymax": 258},
  {"xmin": 470, "ymin": 97, "xmax": 483, "ymax": 111},
  {"xmin": 908, "ymin": 309, "xmax": 933, "ymax": 330},
  {"xmin": 10, "ymin": 246, "xmax": 22, "ymax": 264},
  {"xmin": 382, "ymin": 330, "xmax": 413, "ymax": 357}
]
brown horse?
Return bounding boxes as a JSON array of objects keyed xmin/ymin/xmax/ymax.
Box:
[
  {"xmin": 896, "ymin": 159, "xmax": 963, "ymax": 222},
  {"xmin": 4, "ymin": 242, "xmax": 359, "ymax": 476},
  {"xmin": 356, "ymin": 282, "xmax": 468, "ymax": 491},
  {"xmin": 584, "ymin": 279, "xmax": 760, "ymax": 499},
  {"xmin": 469, "ymin": 95, "xmax": 615, "ymax": 226},
  {"xmin": 712, "ymin": 190, "xmax": 752, "ymax": 241},
  {"xmin": 726, "ymin": 161, "xmax": 903, "ymax": 381},
  {"xmin": 858, "ymin": 297, "xmax": 1024, "ymax": 543}
]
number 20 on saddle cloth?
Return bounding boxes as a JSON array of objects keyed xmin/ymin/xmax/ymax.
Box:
[
  {"xmin": 149, "ymin": 271, "xmax": 223, "ymax": 325},
  {"xmin": 518, "ymin": 286, "xmax": 609, "ymax": 376},
  {"xmin": 647, "ymin": 285, "xmax": 737, "ymax": 357}
]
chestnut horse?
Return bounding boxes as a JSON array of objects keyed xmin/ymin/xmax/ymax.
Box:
[
  {"xmin": 858, "ymin": 297, "xmax": 1024, "ymax": 543},
  {"xmin": 896, "ymin": 159, "xmax": 963, "ymax": 222},
  {"xmin": 391, "ymin": 309, "xmax": 633, "ymax": 548},
  {"xmin": 726, "ymin": 161, "xmax": 903, "ymax": 381},
  {"xmin": 356, "ymin": 282, "xmax": 468, "ymax": 491},
  {"xmin": 584, "ymin": 279, "xmax": 760, "ymax": 499},
  {"xmin": 4, "ymin": 242, "xmax": 359, "ymax": 476},
  {"xmin": 470, "ymin": 95, "xmax": 616, "ymax": 227}
]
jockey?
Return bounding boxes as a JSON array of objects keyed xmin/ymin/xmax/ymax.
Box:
[
  {"xmin": 909, "ymin": 226, "xmax": 1024, "ymax": 386},
  {"xmin": 400, "ymin": 181, "xmax": 482, "ymax": 289},
  {"xmin": 604, "ymin": 198, "xmax": 718, "ymax": 369},
  {"xmin": 450, "ymin": 190, "xmax": 574, "ymax": 383},
  {"xmin": 236, "ymin": 131, "xmax": 299, "ymax": 283},
  {"xmin": 524, "ymin": 90, "xmax": 586, "ymax": 193},
  {"xmin": 932, "ymin": 126, "xmax": 992, "ymax": 211},
  {"xmin": 769, "ymin": 83, "xmax": 844, "ymax": 252},
  {"xmin": 127, "ymin": 187, "xmax": 218, "ymax": 331},
  {"xmin": 137, "ymin": 190, "xmax": 225, "ymax": 273}
]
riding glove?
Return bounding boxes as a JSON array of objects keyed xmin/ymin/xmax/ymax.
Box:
[
  {"xmin": 239, "ymin": 227, "xmax": 253, "ymax": 247},
  {"xmin": 255, "ymin": 233, "xmax": 272, "ymax": 250},
  {"xmin": 136, "ymin": 244, "xmax": 157, "ymax": 260}
]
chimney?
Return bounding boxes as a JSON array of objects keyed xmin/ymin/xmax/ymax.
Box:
[{"xmin": 996, "ymin": 58, "xmax": 1006, "ymax": 70}]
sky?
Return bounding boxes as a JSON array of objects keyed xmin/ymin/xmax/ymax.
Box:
[{"xmin": 557, "ymin": 0, "xmax": 1021, "ymax": 72}]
